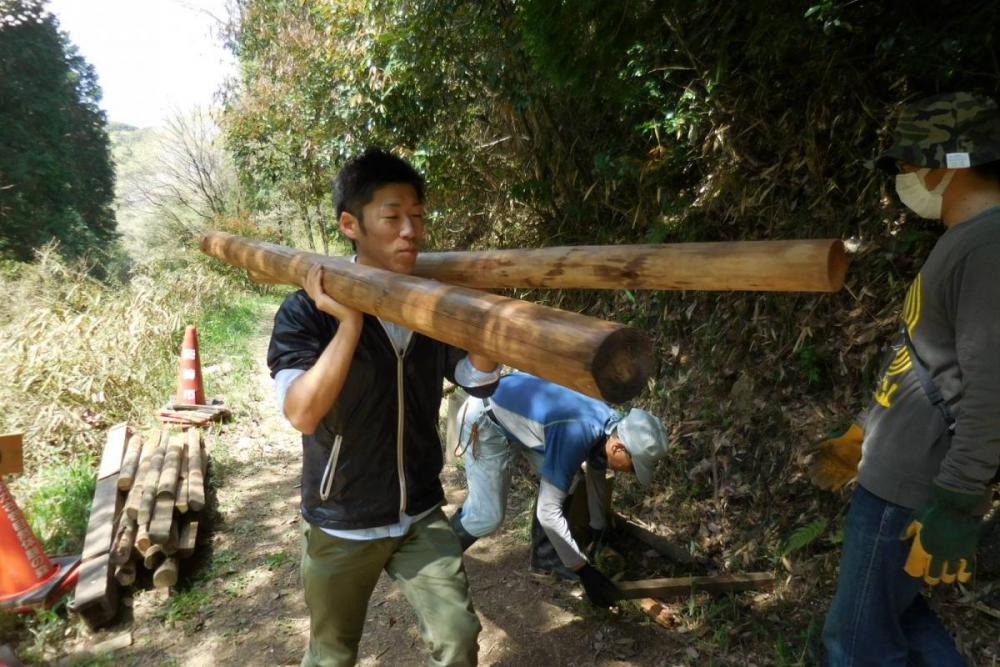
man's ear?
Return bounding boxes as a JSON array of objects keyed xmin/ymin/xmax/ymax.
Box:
[{"xmin": 339, "ymin": 211, "xmax": 361, "ymax": 241}]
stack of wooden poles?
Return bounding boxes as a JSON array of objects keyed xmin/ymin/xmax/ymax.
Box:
[{"xmin": 113, "ymin": 427, "xmax": 206, "ymax": 589}]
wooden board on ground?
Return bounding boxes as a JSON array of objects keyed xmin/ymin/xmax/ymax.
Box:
[
  {"xmin": 80, "ymin": 475, "xmax": 124, "ymax": 561},
  {"xmin": 612, "ymin": 513, "xmax": 694, "ymax": 564},
  {"xmin": 0, "ymin": 432, "xmax": 24, "ymax": 476},
  {"xmin": 614, "ymin": 572, "xmax": 776, "ymax": 600},
  {"xmin": 97, "ymin": 423, "xmax": 129, "ymax": 480},
  {"xmin": 72, "ymin": 552, "xmax": 119, "ymax": 630}
]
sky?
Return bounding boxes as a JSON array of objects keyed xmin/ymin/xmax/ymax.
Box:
[{"xmin": 47, "ymin": 0, "xmax": 235, "ymax": 128}]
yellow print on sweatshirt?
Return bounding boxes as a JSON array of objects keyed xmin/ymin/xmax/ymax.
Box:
[{"xmin": 874, "ymin": 275, "xmax": 922, "ymax": 408}]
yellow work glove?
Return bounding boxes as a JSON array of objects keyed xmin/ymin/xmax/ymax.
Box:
[
  {"xmin": 806, "ymin": 423, "xmax": 864, "ymax": 491},
  {"xmin": 902, "ymin": 485, "xmax": 985, "ymax": 585}
]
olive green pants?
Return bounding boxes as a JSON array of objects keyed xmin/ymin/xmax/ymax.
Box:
[{"xmin": 300, "ymin": 508, "xmax": 481, "ymax": 667}]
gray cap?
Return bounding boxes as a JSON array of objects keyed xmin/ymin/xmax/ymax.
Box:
[{"xmin": 616, "ymin": 408, "xmax": 669, "ymax": 487}]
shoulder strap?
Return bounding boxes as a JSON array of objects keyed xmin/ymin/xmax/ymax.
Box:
[{"xmin": 900, "ymin": 325, "xmax": 956, "ymax": 432}]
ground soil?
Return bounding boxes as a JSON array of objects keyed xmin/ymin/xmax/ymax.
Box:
[{"xmin": 47, "ymin": 310, "xmax": 1000, "ymax": 667}]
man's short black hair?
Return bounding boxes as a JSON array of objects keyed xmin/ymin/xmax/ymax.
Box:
[{"xmin": 333, "ymin": 148, "xmax": 426, "ymax": 222}]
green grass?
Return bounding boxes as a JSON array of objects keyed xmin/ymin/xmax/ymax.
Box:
[
  {"xmin": 21, "ymin": 455, "xmax": 96, "ymax": 555},
  {"xmin": 264, "ymin": 551, "xmax": 292, "ymax": 570},
  {"xmin": 158, "ymin": 588, "xmax": 211, "ymax": 626}
]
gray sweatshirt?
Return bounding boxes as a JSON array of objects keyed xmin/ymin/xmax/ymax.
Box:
[{"xmin": 858, "ymin": 206, "xmax": 1000, "ymax": 510}]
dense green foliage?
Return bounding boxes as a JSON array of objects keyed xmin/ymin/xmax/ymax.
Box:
[
  {"xmin": 0, "ymin": 0, "xmax": 116, "ymax": 261},
  {"xmin": 224, "ymin": 1, "xmax": 999, "ymax": 250}
]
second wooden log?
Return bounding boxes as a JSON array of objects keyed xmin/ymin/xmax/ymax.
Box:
[{"xmin": 413, "ymin": 240, "xmax": 848, "ymax": 293}]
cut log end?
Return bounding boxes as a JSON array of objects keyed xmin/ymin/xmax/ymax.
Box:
[
  {"xmin": 592, "ymin": 327, "xmax": 655, "ymax": 404},
  {"xmin": 826, "ymin": 240, "xmax": 849, "ymax": 292}
]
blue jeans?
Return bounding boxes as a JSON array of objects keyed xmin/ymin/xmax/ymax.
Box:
[{"xmin": 822, "ymin": 485, "xmax": 966, "ymax": 666}]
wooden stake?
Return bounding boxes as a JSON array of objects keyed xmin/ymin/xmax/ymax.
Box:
[
  {"xmin": 162, "ymin": 521, "xmax": 179, "ymax": 556},
  {"xmin": 614, "ymin": 572, "xmax": 776, "ymax": 600},
  {"xmin": 611, "ymin": 514, "xmax": 694, "ymax": 564},
  {"xmin": 153, "ymin": 557, "xmax": 179, "ymax": 589},
  {"xmin": 114, "ymin": 561, "xmax": 136, "ymax": 587},
  {"xmin": 199, "ymin": 231, "xmax": 654, "ymax": 402},
  {"xmin": 143, "ymin": 544, "xmax": 164, "ymax": 571},
  {"xmin": 177, "ymin": 519, "xmax": 198, "ymax": 559},
  {"xmin": 135, "ymin": 523, "xmax": 151, "ymax": 554},
  {"xmin": 148, "ymin": 494, "xmax": 175, "ymax": 545},
  {"xmin": 117, "ymin": 431, "xmax": 143, "ymax": 491},
  {"xmin": 176, "ymin": 440, "xmax": 190, "ymax": 513},
  {"xmin": 138, "ymin": 431, "xmax": 169, "ymax": 526},
  {"xmin": 187, "ymin": 429, "xmax": 204, "ymax": 512},
  {"xmin": 413, "ymin": 240, "xmax": 848, "ymax": 293},
  {"xmin": 125, "ymin": 430, "xmax": 159, "ymax": 521},
  {"xmin": 111, "ymin": 515, "xmax": 137, "ymax": 566},
  {"xmin": 157, "ymin": 431, "xmax": 184, "ymax": 498}
]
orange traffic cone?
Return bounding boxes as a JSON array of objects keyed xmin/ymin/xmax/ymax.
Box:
[
  {"xmin": 176, "ymin": 325, "xmax": 206, "ymax": 405},
  {"xmin": 0, "ymin": 481, "xmax": 80, "ymax": 612}
]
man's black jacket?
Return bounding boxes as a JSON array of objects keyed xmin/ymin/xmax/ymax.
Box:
[{"xmin": 267, "ymin": 289, "xmax": 495, "ymax": 529}]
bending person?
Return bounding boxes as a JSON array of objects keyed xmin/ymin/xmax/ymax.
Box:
[{"xmin": 450, "ymin": 371, "xmax": 669, "ymax": 608}]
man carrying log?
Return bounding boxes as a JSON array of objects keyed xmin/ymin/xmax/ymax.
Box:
[
  {"xmin": 811, "ymin": 93, "xmax": 1000, "ymax": 665},
  {"xmin": 267, "ymin": 149, "xmax": 500, "ymax": 667},
  {"xmin": 449, "ymin": 371, "xmax": 669, "ymax": 608}
]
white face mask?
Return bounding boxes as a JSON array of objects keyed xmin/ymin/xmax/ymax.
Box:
[{"xmin": 894, "ymin": 168, "xmax": 955, "ymax": 219}]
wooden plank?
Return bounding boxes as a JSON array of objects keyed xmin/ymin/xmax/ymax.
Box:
[
  {"xmin": 72, "ymin": 552, "xmax": 119, "ymax": 630},
  {"xmin": 611, "ymin": 514, "xmax": 693, "ymax": 564},
  {"xmin": 143, "ymin": 544, "xmax": 164, "ymax": 571},
  {"xmin": 80, "ymin": 476, "xmax": 123, "ymax": 561},
  {"xmin": 156, "ymin": 431, "xmax": 184, "ymax": 498},
  {"xmin": 148, "ymin": 494, "xmax": 175, "ymax": 545},
  {"xmin": 614, "ymin": 572, "xmax": 776, "ymax": 600},
  {"xmin": 0, "ymin": 432, "xmax": 24, "ymax": 476},
  {"xmin": 117, "ymin": 431, "xmax": 143, "ymax": 491},
  {"xmin": 187, "ymin": 429, "xmax": 204, "ymax": 512},
  {"xmin": 97, "ymin": 423, "xmax": 130, "ymax": 481}
]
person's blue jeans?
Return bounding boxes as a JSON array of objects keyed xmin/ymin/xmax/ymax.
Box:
[{"xmin": 823, "ymin": 485, "xmax": 966, "ymax": 666}]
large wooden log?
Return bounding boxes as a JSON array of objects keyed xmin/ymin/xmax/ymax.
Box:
[
  {"xmin": 413, "ymin": 240, "xmax": 848, "ymax": 293},
  {"xmin": 199, "ymin": 231, "xmax": 654, "ymax": 402}
]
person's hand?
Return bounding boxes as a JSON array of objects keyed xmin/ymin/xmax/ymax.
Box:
[
  {"xmin": 903, "ymin": 485, "xmax": 985, "ymax": 585},
  {"xmin": 806, "ymin": 423, "xmax": 864, "ymax": 491},
  {"xmin": 577, "ymin": 563, "xmax": 618, "ymax": 607},
  {"xmin": 305, "ymin": 264, "xmax": 362, "ymax": 329}
]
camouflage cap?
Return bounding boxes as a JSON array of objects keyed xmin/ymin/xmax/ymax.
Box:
[{"xmin": 874, "ymin": 92, "xmax": 1000, "ymax": 174}]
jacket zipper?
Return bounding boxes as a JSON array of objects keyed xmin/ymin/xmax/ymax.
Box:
[
  {"xmin": 319, "ymin": 434, "xmax": 343, "ymax": 501},
  {"xmin": 377, "ymin": 319, "xmax": 411, "ymax": 515}
]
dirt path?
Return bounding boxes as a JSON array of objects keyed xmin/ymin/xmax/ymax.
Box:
[{"xmin": 70, "ymin": 311, "xmax": 689, "ymax": 667}]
